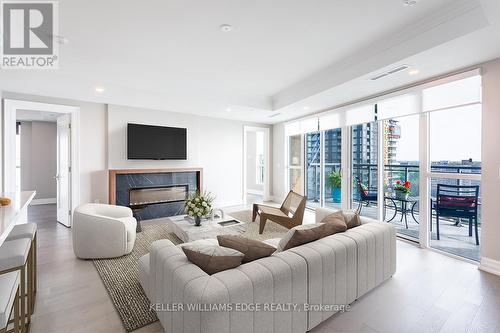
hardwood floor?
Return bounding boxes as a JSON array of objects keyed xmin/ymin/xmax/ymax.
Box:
[{"xmin": 29, "ymin": 204, "xmax": 500, "ymax": 333}]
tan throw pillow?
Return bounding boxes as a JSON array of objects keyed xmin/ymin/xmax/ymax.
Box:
[
  {"xmin": 276, "ymin": 223, "xmax": 339, "ymax": 252},
  {"xmin": 181, "ymin": 243, "xmax": 244, "ymax": 275},
  {"xmin": 320, "ymin": 211, "xmax": 348, "ymax": 233},
  {"xmin": 343, "ymin": 210, "xmax": 361, "ymax": 229},
  {"xmin": 217, "ymin": 235, "xmax": 276, "ymax": 263}
]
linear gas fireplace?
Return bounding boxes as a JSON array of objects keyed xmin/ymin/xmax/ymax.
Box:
[
  {"xmin": 109, "ymin": 168, "xmax": 202, "ymax": 222},
  {"xmin": 129, "ymin": 185, "xmax": 188, "ymax": 209}
]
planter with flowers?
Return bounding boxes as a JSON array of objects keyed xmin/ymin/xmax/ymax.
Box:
[
  {"xmin": 394, "ymin": 180, "xmax": 411, "ymax": 200},
  {"xmin": 185, "ymin": 191, "xmax": 214, "ymax": 226}
]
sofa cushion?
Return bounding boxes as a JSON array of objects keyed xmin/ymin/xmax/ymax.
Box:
[
  {"xmin": 217, "ymin": 235, "xmax": 275, "ymax": 263},
  {"xmin": 181, "ymin": 243, "xmax": 244, "ymax": 275},
  {"xmin": 320, "ymin": 211, "xmax": 348, "ymax": 232},
  {"xmin": 276, "ymin": 223, "xmax": 340, "ymax": 252},
  {"xmin": 343, "ymin": 210, "xmax": 361, "ymax": 229}
]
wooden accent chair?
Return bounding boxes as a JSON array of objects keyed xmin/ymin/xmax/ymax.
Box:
[{"xmin": 252, "ymin": 191, "xmax": 307, "ymax": 234}]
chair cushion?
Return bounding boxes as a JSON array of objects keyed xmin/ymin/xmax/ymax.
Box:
[
  {"xmin": 439, "ymin": 196, "xmax": 476, "ymax": 208},
  {"xmin": 0, "ymin": 271, "xmax": 19, "ymax": 329},
  {"xmin": 181, "ymin": 243, "xmax": 244, "ymax": 275},
  {"xmin": 276, "ymin": 223, "xmax": 342, "ymax": 252},
  {"xmin": 258, "ymin": 205, "xmax": 288, "ymax": 217},
  {"xmin": 6, "ymin": 223, "xmax": 37, "ymax": 241},
  {"xmin": 320, "ymin": 211, "xmax": 348, "ymax": 232},
  {"xmin": 217, "ymin": 235, "xmax": 276, "ymax": 263},
  {"xmin": 0, "ymin": 239, "xmax": 31, "ymax": 271}
]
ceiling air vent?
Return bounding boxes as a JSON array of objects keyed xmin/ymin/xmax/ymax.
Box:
[
  {"xmin": 370, "ymin": 65, "xmax": 410, "ymax": 81},
  {"xmin": 269, "ymin": 113, "xmax": 282, "ymax": 118}
]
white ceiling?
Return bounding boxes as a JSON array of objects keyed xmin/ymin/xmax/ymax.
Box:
[{"xmin": 1, "ymin": 0, "xmax": 499, "ymax": 124}]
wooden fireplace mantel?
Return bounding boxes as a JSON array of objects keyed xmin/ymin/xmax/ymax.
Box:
[{"xmin": 108, "ymin": 168, "xmax": 203, "ymax": 204}]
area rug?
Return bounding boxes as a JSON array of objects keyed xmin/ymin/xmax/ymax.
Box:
[
  {"xmin": 93, "ymin": 223, "xmax": 181, "ymax": 332},
  {"xmin": 92, "ymin": 210, "xmax": 288, "ymax": 332}
]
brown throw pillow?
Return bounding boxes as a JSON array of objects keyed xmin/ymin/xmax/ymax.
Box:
[
  {"xmin": 320, "ymin": 211, "xmax": 348, "ymax": 233},
  {"xmin": 276, "ymin": 223, "xmax": 339, "ymax": 252},
  {"xmin": 217, "ymin": 235, "xmax": 276, "ymax": 263},
  {"xmin": 181, "ymin": 243, "xmax": 244, "ymax": 275},
  {"xmin": 343, "ymin": 210, "xmax": 361, "ymax": 229}
]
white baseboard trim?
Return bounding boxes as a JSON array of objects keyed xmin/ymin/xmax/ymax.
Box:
[
  {"xmin": 479, "ymin": 257, "xmax": 500, "ymax": 276},
  {"xmin": 31, "ymin": 197, "xmax": 57, "ymax": 205}
]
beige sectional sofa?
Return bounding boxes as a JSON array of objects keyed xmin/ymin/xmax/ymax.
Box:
[{"xmin": 139, "ymin": 207, "xmax": 396, "ymax": 333}]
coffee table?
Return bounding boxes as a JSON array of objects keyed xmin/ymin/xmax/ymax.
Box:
[{"xmin": 166, "ymin": 214, "xmax": 246, "ymax": 243}]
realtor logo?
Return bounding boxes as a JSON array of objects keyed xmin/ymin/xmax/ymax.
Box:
[{"xmin": 1, "ymin": 1, "xmax": 58, "ymax": 68}]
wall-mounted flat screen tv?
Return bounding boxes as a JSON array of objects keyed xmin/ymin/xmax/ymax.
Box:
[{"xmin": 127, "ymin": 123, "xmax": 187, "ymax": 160}]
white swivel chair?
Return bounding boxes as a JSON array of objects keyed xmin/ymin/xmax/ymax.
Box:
[{"xmin": 73, "ymin": 204, "xmax": 137, "ymax": 259}]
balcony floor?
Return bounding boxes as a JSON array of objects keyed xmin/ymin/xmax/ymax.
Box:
[{"xmin": 323, "ymin": 201, "xmax": 481, "ymax": 262}]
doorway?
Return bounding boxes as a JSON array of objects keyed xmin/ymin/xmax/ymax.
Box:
[
  {"xmin": 3, "ymin": 99, "xmax": 80, "ymax": 227},
  {"xmin": 243, "ymin": 126, "xmax": 270, "ymax": 205}
]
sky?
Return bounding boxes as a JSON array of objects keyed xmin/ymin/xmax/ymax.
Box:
[{"xmin": 394, "ymin": 104, "xmax": 481, "ymax": 163}]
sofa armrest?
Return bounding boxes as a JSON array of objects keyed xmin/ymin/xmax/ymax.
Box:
[{"xmin": 359, "ymin": 216, "xmax": 380, "ymax": 224}]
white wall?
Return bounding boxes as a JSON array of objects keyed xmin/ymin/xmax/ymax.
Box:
[
  {"xmin": 480, "ymin": 58, "xmax": 500, "ymax": 267},
  {"xmin": 107, "ymin": 104, "xmax": 258, "ymax": 207},
  {"xmin": 20, "ymin": 121, "xmax": 57, "ymax": 200},
  {"xmin": 2, "ymin": 92, "xmax": 108, "ymax": 204},
  {"xmin": 272, "ymin": 122, "xmax": 287, "ymax": 201}
]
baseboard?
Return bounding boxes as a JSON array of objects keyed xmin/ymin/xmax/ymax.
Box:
[
  {"xmin": 31, "ymin": 197, "xmax": 57, "ymax": 205},
  {"xmin": 479, "ymin": 257, "xmax": 500, "ymax": 276}
]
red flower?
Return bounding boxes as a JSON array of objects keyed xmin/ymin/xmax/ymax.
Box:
[
  {"xmin": 404, "ymin": 181, "xmax": 411, "ymax": 189},
  {"xmin": 396, "ymin": 180, "xmax": 401, "ymax": 185}
]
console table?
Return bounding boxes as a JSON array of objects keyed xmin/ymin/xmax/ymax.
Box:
[{"xmin": 0, "ymin": 191, "xmax": 36, "ymax": 246}]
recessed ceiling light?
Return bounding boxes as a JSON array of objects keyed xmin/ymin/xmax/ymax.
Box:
[
  {"xmin": 219, "ymin": 24, "xmax": 233, "ymax": 32},
  {"xmin": 303, "ymin": 106, "xmax": 310, "ymax": 110},
  {"xmin": 409, "ymin": 69, "xmax": 420, "ymax": 75},
  {"xmin": 403, "ymin": 0, "xmax": 418, "ymax": 6},
  {"xmin": 95, "ymin": 87, "xmax": 105, "ymax": 93},
  {"xmin": 226, "ymin": 107, "xmax": 232, "ymax": 112}
]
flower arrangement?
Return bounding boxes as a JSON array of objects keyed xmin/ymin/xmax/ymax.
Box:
[
  {"xmin": 394, "ymin": 180, "xmax": 411, "ymax": 195},
  {"xmin": 185, "ymin": 191, "xmax": 214, "ymax": 226}
]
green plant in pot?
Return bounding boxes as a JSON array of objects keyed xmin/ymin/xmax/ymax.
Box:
[
  {"xmin": 185, "ymin": 191, "xmax": 214, "ymax": 226},
  {"xmin": 327, "ymin": 171, "xmax": 342, "ymax": 203}
]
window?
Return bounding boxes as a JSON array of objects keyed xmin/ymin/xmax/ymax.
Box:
[
  {"xmin": 255, "ymin": 132, "xmax": 265, "ymax": 185},
  {"xmin": 288, "ymin": 134, "xmax": 303, "ymax": 194}
]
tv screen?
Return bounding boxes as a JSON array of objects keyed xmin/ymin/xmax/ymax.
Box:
[{"xmin": 127, "ymin": 123, "xmax": 187, "ymax": 160}]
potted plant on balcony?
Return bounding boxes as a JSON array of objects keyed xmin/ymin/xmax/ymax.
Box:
[
  {"xmin": 328, "ymin": 171, "xmax": 342, "ymax": 203},
  {"xmin": 185, "ymin": 191, "xmax": 214, "ymax": 226},
  {"xmin": 394, "ymin": 180, "xmax": 411, "ymax": 200}
]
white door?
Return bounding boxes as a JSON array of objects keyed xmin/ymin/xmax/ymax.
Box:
[{"xmin": 56, "ymin": 115, "xmax": 71, "ymax": 227}]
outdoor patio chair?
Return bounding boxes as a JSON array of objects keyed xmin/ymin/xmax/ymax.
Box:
[
  {"xmin": 252, "ymin": 190, "xmax": 307, "ymax": 234},
  {"xmin": 356, "ymin": 177, "xmax": 378, "ymax": 214},
  {"xmin": 431, "ymin": 184, "xmax": 480, "ymax": 245}
]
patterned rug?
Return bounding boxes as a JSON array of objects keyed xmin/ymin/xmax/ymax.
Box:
[{"xmin": 92, "ymin": 210, "xmax": 288, "ymax": 332}]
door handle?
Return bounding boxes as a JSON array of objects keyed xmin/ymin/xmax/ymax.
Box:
[{"xmin": 54, "ymin": 175, "xmax": 60, "ymax": 180}]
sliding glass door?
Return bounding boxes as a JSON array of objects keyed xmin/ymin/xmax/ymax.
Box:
[
  {"xmin": 351, "ymin": 122, "xmax": 379, "ymax": 219},
  {"xmin": 382, "ymin": 115, "xmax": 420, "ymax": 241},
  {"xmin": 305, "ymin": 131, "xmax": 321, "ymax": 207},
  {"xmin": 288, "ymin": 134, "xmax": 303, "ymax": 195},
  {"xmin": 323, "ymin": 128, "xmax": 342, "ymax": 210}
]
